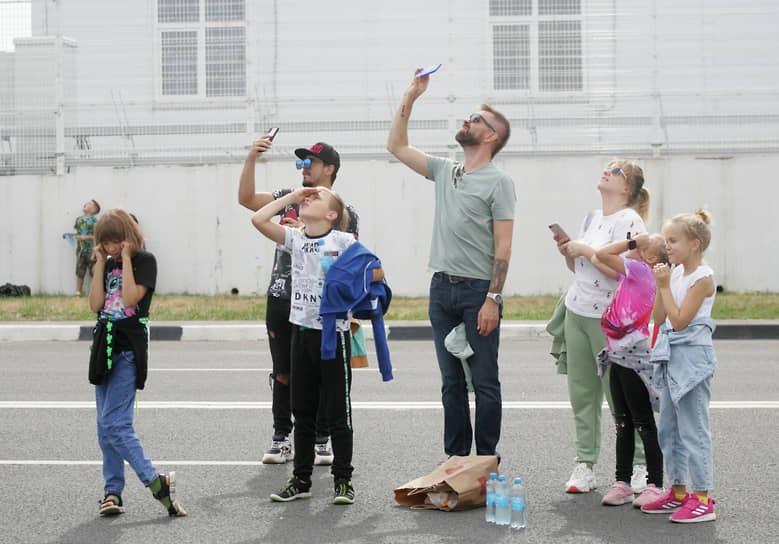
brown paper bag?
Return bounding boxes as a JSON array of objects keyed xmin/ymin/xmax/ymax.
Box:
[{"xmin": 394, "ymin": 455, "xmax": 498, "ymax": 511}]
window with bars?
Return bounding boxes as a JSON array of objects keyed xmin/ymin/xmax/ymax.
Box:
[
  {"xmin": 157, "ymin": 0, "xmax": 246, "ymax": 98},
  {"xmin": 490, "ymin": 0, "xmax": 583, "ymax": 92}
]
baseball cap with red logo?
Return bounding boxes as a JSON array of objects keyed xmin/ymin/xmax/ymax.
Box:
[{"xmin": 294, "ymin": 142, "xmax": 340, "ymax": 175}]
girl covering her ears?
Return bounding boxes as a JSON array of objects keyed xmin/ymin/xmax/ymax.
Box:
[
  {"xmin": 641, "ymin": 209, "xmax": 718, "ymax": 524},
  {"xmin": 593, "ymin": 233, "xmax": 668, "ymax": 508},
  {"xmin": 88, "ymin": 208, "xmax": 186, "ymax": 518}
]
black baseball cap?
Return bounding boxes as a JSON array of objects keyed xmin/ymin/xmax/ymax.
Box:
[{"xmin": 294, "ymin": 142, "xmax": 340, "ymax": 175}]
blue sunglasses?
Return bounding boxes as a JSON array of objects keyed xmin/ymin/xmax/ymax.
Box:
[{"xmin": 296, "ymin": 158, "xmax": 312, "ymax": 169}]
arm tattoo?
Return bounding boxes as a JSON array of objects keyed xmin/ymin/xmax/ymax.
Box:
[
  {"xmin": 400, "ymin": 104, "xmax": 406, "ymax": 118},
  {"xmin": 489, "ymin": 259, "xmax": 508, "ymax": 293}
]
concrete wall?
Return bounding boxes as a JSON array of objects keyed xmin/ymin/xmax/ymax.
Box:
[{"xmin": 1, "ymin": 153, "xmax": 776, "ymax": 296}]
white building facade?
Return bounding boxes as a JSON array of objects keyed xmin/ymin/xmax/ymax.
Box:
[{"xmin": 1, "ymin": 0, "xmax": 778, "ymax": 295}]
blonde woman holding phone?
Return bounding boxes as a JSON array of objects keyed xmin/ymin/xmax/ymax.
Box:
[{"xmin": 552, "ymin": 160, "xmax": 651, "ymax": 495}]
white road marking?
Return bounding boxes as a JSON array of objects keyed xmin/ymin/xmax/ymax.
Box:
[
  {"xmin": 0, "ymin": 460, "xmax": 265, "ymax": 466},
  {"xmin": 148, "ymin": 368, "xmax": 379, "ymax": 372},
  {"xmin": 2, "ymin": 401, "xmax": 776, "ymax": 467},
  {"xmin": 1, "ymin": 401, "xmax": 777, "ymax": 409}
]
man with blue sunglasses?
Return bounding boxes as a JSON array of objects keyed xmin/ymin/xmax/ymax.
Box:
[
  {"xmin": 387, "ymin": 68, "xmax": 516, "ymax": 460},
  {"xmin": 239, "ymin": 138, "xmax": 359, "ymax": 467}
]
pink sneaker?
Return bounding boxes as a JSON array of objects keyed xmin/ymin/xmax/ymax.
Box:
[
  {"xmin": 601, "ymin": 481, "xmax": 634, "ymax": 506},
  {"xmin": 632, "ymin": 484, "xmax": 665, "ymax": 508},
  {"xmin": 670, "ymin": 496, "xmax": 716, "ymax": 523},
  {"xmin": 641, "ymin": 489, "xmax": 690, "ymax": 514}
]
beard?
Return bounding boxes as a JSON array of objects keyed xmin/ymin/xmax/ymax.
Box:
[
  {"xmin": 455, "ymin": 129, "xmax": 479, "ymax": 148},
  {"xmin": 302, "ymin": 180, "xmax": 314, "ymax": 187}
]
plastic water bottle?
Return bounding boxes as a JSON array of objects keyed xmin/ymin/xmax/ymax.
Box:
[
  {"xmin": 485, "ymin": 472, "xmax": 497, "ymax": 523},
  {"xmin": 510, "ymin": 477, "xmax": 527, "ymax": 529},
  {"xmin": 495, "ymin": 475, "xmax": 511, "ymax": 525}
]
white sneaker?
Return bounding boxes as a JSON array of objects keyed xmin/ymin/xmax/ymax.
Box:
[
  {"xmin": 566, "ymin": 462, "xmax": 596, "ymax": 493},
  {"xmin": 314, "ymin": 437, "xmax": 334, "ymax": 466},
  {"xmin": 630, "ymin": 464, "xmax": 648, "ymax": 494},
  {"xmin": 262, "ymin": 436, "xmax": 294, "ymax": 464}
]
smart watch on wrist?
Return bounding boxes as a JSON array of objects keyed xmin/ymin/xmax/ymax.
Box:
[{"xmin": 627, "ymin": 232, "xmax": 637, "ymax": 250}]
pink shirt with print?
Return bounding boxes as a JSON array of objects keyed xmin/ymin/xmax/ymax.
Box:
[{"xmin": 601, "ymin": 258, "xmax": 656, "ymax": 350}]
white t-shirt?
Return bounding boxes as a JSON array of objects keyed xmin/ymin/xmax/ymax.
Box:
[
  {"xmin": 665, "ymin": 264, "xmax": 715, "ymax": 328},
  {"xmin": 283, "ymin": 227, "xmax": 356, "ymax": 331},
  {"xmin": 565, "ymin": 208, "xmax": 646, "ymax": 318}
]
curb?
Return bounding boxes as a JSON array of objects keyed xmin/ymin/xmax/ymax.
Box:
[{"xmin": 1, "ymin": 321, "xmax": 777, "ymax": 342}]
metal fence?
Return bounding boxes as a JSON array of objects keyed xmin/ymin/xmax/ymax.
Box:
[{"xmin": 2, "ymin": 0, "xmax": 779, "ymax": 175}]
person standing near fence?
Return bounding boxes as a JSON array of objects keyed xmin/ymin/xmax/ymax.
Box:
[
  {"xmin": 387, "ymin": 68, "xmax": 516, "ymax": 458},
  {"xmin": 239, "ymin": 137, "xmax": 359, "ymax": 466},
  {"xmin": 68, "ymin": 199, "xmax": 100, "ymax": 295}
]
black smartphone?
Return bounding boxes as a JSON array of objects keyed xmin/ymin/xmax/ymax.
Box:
[{"xmin": 267, "ymin": 127, "xmax": 280, "ymax": 141}]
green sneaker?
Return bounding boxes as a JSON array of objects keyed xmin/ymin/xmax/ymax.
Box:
[
  {"xmin": 98, "ymin": 493, "xmax": 123, "ymax": 516},
  {"xmin": 333, "ymin": 480, "xmax": 355, "ymax": 505},
  {"xmin": 151, "ymin": 472, "xmax": 188, "ymax": 517},
  {"xmin": 270, "ymin": 477, "xmax": 312, "ymax": 502}
]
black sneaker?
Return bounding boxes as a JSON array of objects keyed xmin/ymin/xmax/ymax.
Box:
[
  {"xmin": 99, "ymin": 493, "xmax": 123, "ymax": 516},
  {"xmin": 333, "ymin": 480, "xmax": 355, "ymax": 505},
  {"xmin": 270, "ymin": 477, "xmax": 312, "ymax": 502},
  {"xmin": 152, "ymin": 472, "xmax": 188, "ymax": 517}
]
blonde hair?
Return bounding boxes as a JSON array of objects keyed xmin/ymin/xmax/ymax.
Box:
[
  {"xmin": 647, "ymin": 233, "xmax": 668, "ymax": 264},
  {"xmin": 94, "ymin": 208, "xmax": 145, "ymax": 256},
  {"xmin": 665, "ymin": 208, "xmax": 713, "ymax": 253},
  {"xmin": 612, "ymin": 159, "xmax": 650, "ymax": 222},
  {"xmin": 327, "ymin": 190, "xmax": 348, "ymax": 231}
]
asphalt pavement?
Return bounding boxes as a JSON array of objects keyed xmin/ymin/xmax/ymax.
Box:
[
  {"xmin": 2, "ymin": 319, "xmax": 779, "ymax": 342},
  {"xmin": 1, "ymin": 337, "xmax": 778, "ymax": 544}
]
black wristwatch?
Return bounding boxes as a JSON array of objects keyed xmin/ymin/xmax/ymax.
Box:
[
  {"xmin": 627, "ymin": 232, "xmax": 637, "ymax": 250},
  {"xmin": 486, "ymin": 292, "xmax": 503, "ymax": 305}
]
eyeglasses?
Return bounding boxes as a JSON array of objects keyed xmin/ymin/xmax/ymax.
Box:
[
  {"xmin": 296, "ymin": 158, "xmax": 312, "ymax": 169},
  {"xmin": 607, "ymin": 165, "xmax": 627, "ymax": 178},
  {"xmin": 469, "ymin": 113, "xmax": 497, "ymax": 133}
]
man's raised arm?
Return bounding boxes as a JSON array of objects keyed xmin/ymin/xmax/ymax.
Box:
[
  {"xmin": 238, "ymin": 136, "xmax": 275, "ymax": 212},
  {"xmin": 386, "ymin": 70, "xmax": 431, "ymax": 178}
]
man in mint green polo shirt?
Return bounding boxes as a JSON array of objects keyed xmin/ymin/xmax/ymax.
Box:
[{"xmin": 387, "ymin": 68, "xmax": 516, "ymax": 457}]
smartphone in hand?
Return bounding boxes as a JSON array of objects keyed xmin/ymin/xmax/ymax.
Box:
[
  {"xmin": 280, "ymin": 207, "xmax": 298, "ymax": 225},
  {"xmin": 267, "ymin": 127, "xmax": 280, "ymax": 141},
  {"xmin": 548, "ymin": 223, "xmax": 570, "ymax": 243}
]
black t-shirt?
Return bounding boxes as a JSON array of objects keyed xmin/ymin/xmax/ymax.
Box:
[
  {"xmin": 99, "ymin": 250, "xmax": 156, "ymax": 352},
  {"xmin": 99, "ymin": 250, "xmax": 157, "ymax": 318},
  {"xmin": 266, "ymin": 188, "xmax": 359, "ymax": 299}
]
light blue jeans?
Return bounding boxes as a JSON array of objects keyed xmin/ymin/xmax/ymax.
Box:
[
  {"xmin": 657, "ymin": 376, "xmax": 714, "ymax": 490},
  {"xmin": 95, "ymin": 351, "xmax": 158, "ymax": 495}
]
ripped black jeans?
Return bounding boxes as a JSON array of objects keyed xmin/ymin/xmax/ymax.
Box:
[{"xmin": 610, "ymin": 363, "xmax": 664, "ymax": 486}]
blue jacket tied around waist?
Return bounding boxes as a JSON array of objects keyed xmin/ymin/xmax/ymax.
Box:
[
  {"xmin": 650, "ymin": 317, "xmax": 717, "ymax": 405},
  {"xmin": 320, "ymin": 242, "xmax": 393, "ymax": 381}
]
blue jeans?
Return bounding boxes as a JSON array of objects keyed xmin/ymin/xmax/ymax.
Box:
[
  {"xmin": 95, "ymin": 351, "xmax": 158, "ymax": 495},
  {"xmin": 658, "ymin": 375, "xmax": 713, "ymax": 490},
  {"xmin": 428, "ymin": 273, "xmax": 502, "ymax": 456}
]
